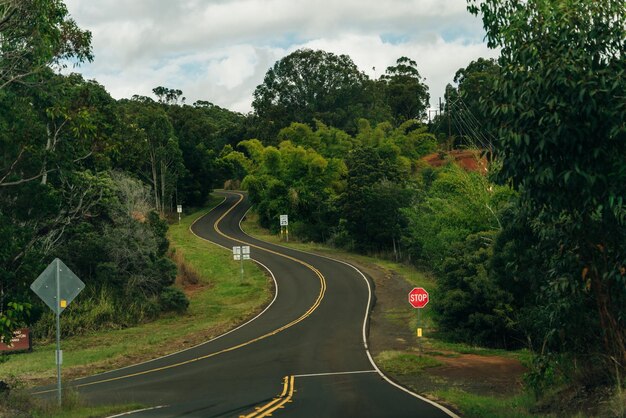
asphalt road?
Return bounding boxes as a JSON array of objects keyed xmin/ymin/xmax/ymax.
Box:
[{"xmin": 35, "ymin": 191, "xmax": 457, "ymax": 418}]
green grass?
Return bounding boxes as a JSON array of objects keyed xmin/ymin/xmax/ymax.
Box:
[
  {"xmin": 0, "ymin": 197, "xmax": 271, "ymax": 385},
  {"xmin": 1, "ymin": 381, "xmax": 144, "ymax": 418},
  {"xmin": 432, "ymin": 388, "xmax": 546, "ymax": 418},
  {"xmin": 35, "ymin": 403, "xmax": 146, "ymax": 418},
  {"xmin": 376, "ymin": 351, "xmax": 443, "ymax": 375},
  {"xmin": 426, "ymin": 339, "xmax": 532, "ymax": 365}
]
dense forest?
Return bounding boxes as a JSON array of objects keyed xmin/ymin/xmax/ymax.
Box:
[{"xmin": 1, "ymin": 0, "xmax": 624, "ymax": 408}]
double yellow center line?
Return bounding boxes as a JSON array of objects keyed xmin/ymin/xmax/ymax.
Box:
[{"xmin": 240, "ymin": 375, "xmax": 295, "ymax": 418}]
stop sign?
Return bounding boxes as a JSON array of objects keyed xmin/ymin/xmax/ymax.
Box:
[{"xmin": 408, "ymin": 287, "xmax": 429, "ymax": 308}]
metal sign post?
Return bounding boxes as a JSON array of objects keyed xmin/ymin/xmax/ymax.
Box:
[
  {"xmin": 177, "ymin": 205, "xmax": 182, "ymax": 225},
  {"xmin": 30, "ymin": 258, "xmax": 84, "ymax": 406},
  {"xmin": 408, "ymin": 287, "xmax": 429, "ymax": 356},
  {"xmin": 55, "ymin": 259, "xmax": 61, "ymax": 406},
  {"xmin": 280, "ymin": 215, "xmax": 288, "ymax": 242},
  {"xmin": 233, "ymin": 246, "xmax": 250, "ymax": 281}
]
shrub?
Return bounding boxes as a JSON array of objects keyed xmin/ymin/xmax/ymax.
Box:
[
  {"xmin": 159, "ymin": 287, "xmax": 189, "ymax": 313},
  {"xmin": 433, "ymin": 231, "xmax": 520, "ymax": 348}
]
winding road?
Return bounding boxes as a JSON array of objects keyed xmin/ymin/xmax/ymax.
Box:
[{"xmin": 35, "ymin": 191, "xmax": 457, "ymax": 417}]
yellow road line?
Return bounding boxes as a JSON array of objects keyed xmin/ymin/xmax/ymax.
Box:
[
  {"xmin": 240, "ymin": 375, "xmax": 295, "ymax": 418},
  {"xmin": 33, "ymin": 193, "xmax": 326, "ymax": 396}
]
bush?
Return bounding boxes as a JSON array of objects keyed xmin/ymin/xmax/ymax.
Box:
[
  {"xmin": 159, "ymin": 287, "xmax": 189, "ymax": 313},
  {"xmin": 433, "ymin": 231, "xmax": 520, "ymax": 348}
]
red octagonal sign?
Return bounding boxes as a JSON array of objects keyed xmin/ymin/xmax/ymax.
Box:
[{"xmin": 408, "ymin": 287, "xmax": 429, "ymax": 309}]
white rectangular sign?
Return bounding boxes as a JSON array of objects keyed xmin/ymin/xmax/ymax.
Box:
[
  {"xmin": 243, "ymin": 254, "xmax": 250, "ymax": 260},
  {"xmin": 242, "ymin": 246, "xmax": 250, "ymax": 254},
  {"xmin": 233, "ymin": 254, "xmax": 241, "ymax": 260},
  {"xmin": 233, "ymin": 246, "xmax": 241, "ymax": 255},
  {"xmin": 177, "ymin": 205, "xmax": 182, "ymax": 213},
  {"xmin": 280, "ymin": 215, "xmax": 288, "ymax": 226}
]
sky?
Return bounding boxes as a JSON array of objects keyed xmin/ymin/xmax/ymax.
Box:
[{"xmin": 63, "ymin": 0, "xmax": 498, "ymax": 114}]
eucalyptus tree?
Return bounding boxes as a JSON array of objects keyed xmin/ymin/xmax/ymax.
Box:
[
  {"xmin": 0, "ymin": 0, "xmax": 92, "ymax": 339},
  {"xmin": 469, "ymin": 0, "xmax": 626, "ymax": 372},
  {"xmin": 380, "ymin": 56, "xmax": 430, "ymax": 124},
  {"xmin": 0, "ymin": 0, "xmax": 92, "ymax": 90}
]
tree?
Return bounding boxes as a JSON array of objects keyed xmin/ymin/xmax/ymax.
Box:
[
  {"xmin": 381, "ymin": 57, "xmax": 430, "ymax": 124},
  {"xmin": 252, "ymin": 49, "xmax": 376, "ymax": 140},
  {"xmin": 341, "ymin": 145, "xmax": 411, "ymax": 253},
  {"xmin": 116, "ymin": 99, "xmax": 184, "ymax": 214},
  {"xmin": 153, "ymin": 86, "xmax": 185, "ymax": 105},
  {"xmin": 469, "ymin": 0, "xmax": 626, "ymax": 373},
  {"xmin": 0, "ymin": 0, "xmax": 92, "ymax": 89}
]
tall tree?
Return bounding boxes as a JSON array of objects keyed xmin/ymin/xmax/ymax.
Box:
[
  {"xmin": 381, "ymin": 57, "xmax": 429, "ymax": 124},
  {"xmin": 0, "ymin": 0, "xmax": 92, "ymax": 89},
  {"xmin": 252, "ymin": 49, "xmax": 377, "ymax": 140},
  {"xmin": 469, "ymin": 0, "xmax": 626, "ymax": 371}
]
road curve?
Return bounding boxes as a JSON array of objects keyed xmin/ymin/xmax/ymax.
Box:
[{"xmin": 35, "ymin": 191, "xmax": 456, "ymax": 418}]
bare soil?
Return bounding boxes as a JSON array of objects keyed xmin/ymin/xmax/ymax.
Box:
[{"xmin": 422, "ymin": 150, "xmax": 488, "ymax": 173}]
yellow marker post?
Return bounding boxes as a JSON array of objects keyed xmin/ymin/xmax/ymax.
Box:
[
  {"xmin": 60, "ymin": 300, "xmax": 67, "ymax": 309},
  {"xmin": 417, "ymin": 328, "xmax": 422, "ymax": 338}
]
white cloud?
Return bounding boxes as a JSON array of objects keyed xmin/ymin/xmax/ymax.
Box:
[{"xmin": 64, "ymin": 0, "xmax": 497, "ymax": 113}]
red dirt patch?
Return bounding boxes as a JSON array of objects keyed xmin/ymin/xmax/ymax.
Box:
[
  {"xmin": 430, "ymin": 353, "xmax": 527, "ymax": 395},
  {"xmin": 422, "ymin": 149, "xmax": 488, "ymax": 173}
]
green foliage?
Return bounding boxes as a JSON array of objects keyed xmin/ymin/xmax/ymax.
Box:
[
  {"xmin": 433, "ymin": 231, "xmax": 519, "ymax": 348},
  {"xmin": 242, "ymin": 138, "xmax": 344, "ymax": 241},
  {"xmin": 159, "ymin": 287, "xmax": 190, "ymax": 313},
  {"xmin": 31, "ymin": 287, "xmax": 160, "ymax": 340},
  {"xmin": 166, "ymin": 100, "xmax": 246, "ymax": 204},
  {"xmin": 252, "ymin": 49, "xmax": 388, "ymax": 140},
  {"xmin": 380, "ymin": 56, "xmax": 430, "ymax": 124},
  {"xmin": 342, "ymin": 144, "xmax": 412, "ymax": 252},
  {"xmin": 0, "ymin": 302, "xmax": 31, "ymax": 345},
  {"xmin": 469, "ymin": 0, "xmax": 626, "ymax": 374},
  {"xmin": 403, "ymin": 163, "xmax": 513, "ymax": 270},
  {"xmin": 0, "ymin": 0, "xmax": 93, "ymax": 89}
]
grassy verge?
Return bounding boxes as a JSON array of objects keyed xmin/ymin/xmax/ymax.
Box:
[
  {"xmin": 432, "ymin": 389, "xmax": 538, "ymax": 418},
  {"xmin": 375, "ymin": 351, "xmax": 443, "ymax": 375},
  {"xmin": 0, "ymin": 197, "xmax": 271, "ymax": 386},
  {"xmin": 1, "ymin": 382, "xmax": 143, "ymax": 418}
]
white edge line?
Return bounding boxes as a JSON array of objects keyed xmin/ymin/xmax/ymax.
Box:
[
  {"xmin": 227, "ymin": 190, "xmax": 460, "ymax": 418},
  {"xmin": 293, "ymin": 370, "xmax": 377, "ymax": 378},
  {"xmin": 74, "ymin": 196, "xmax": 279, "ymax": 381},
  {"xmin": 105, "ymin": 405, "xmax": 168, "ymax": 417}
]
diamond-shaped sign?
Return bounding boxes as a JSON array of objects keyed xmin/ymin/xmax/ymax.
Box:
[{"xmin": 30, "ymin": 258, "xmax": 85, "ymax": 315}]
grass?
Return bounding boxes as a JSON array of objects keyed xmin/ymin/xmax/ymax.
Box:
[
  {"xmin": 375, "ymin": 351, "xmax": 443, "ymax": 375},
  {"xmin": 0, "ymin": 196, "xmax": 271, "ymax": 386},
  {"xmin": 431, "ymin": 388, "xmax": 542, "ymax": 418},
  {"xmin": 426, "ymin": 339, "xmax": 532, "ymax": 365},
  {"xmin": 1, "ymin": 381, "xmax": 143, "ymax": 418}
]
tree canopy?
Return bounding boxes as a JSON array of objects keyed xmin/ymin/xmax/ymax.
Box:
[
  {"xmin": 469, "ymin": 0, "xmax": 626, "ymax": 373},
  {"xmin": 252, "ymin": 49, "xmax": 386, "ymax": 140}
]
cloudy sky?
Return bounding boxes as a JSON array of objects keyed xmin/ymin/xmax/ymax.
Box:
[{"xmin": 64, "ymin": 0, "xmax": 498, "ymax": 113}]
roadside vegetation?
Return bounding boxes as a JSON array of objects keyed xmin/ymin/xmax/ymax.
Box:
[
  {"xmin": 0, "ymin": 205, "xmax": 271, "ymax": 415},
  {"xmin": 1, "ymin": 0, "xmax": 624, "ymax": 417}
]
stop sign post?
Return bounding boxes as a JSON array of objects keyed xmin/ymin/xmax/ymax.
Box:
[{"xmin": 408, "ymin": 287, "xmax": 429, "ymax": 354}]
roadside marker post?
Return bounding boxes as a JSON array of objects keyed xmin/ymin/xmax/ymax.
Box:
[
  {"xmin": 30, "ymin": 258, "xmax": 85, "ymax": 406},
  {"xmin": 233, "ymin": 246, "xmax": 250, "ymax": 281},
  {"xmin": 408, "ymin": 287, "xmax": 429, "ymax": 355},
  {"xmin": 177, "ymin": 205, "xmax": 182, "ymax": 225},
  {"xmin": 279, "ymin": 215, "xmax": 289, "ymax": 242}
]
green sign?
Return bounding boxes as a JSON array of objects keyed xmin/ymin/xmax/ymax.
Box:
[{"xmin": 30, "ymin": 258, "xmax": 84, "ymax": 315}]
